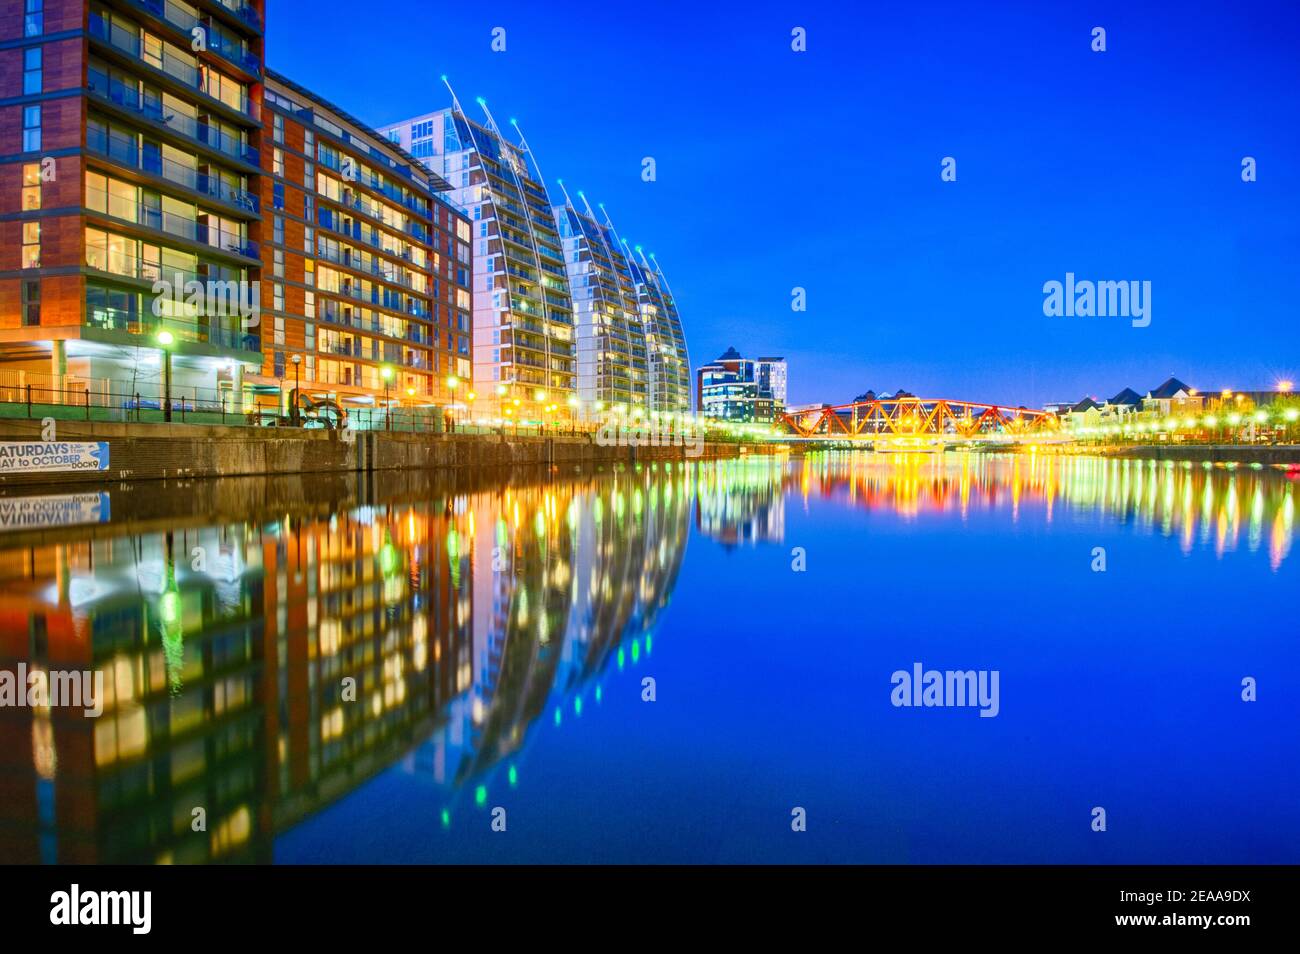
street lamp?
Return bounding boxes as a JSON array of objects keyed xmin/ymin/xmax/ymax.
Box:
[
  {"xmin": 446, "ymin": 375, "xmax": 460, "ymax": 431},
  {"xmin": 290, "ymin": 353, "xmax": 301, "ymax": 425},
  {"xmin": 156, "ymin": 329, "xmax": 174, "ymax": 422},
  {"xmin": 380, "ymin": 365, "xmax": 394, "ymax": 431}
]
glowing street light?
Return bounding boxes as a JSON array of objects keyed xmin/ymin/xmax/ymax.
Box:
[
  {"xmin": 156, "ymin": 329, "xmax": 175, "ymax": 422},
  {"xmin": 380, "ymin": 365, "xmax": 394, "ymax": 430}
]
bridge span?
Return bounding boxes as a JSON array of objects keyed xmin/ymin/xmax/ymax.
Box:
[{"xmin": 779, "ymin": 396, "xmax": 1066, "ymax": 447}]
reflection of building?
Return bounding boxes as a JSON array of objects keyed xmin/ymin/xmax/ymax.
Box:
[
  {"xmin": 0, "ymin": 464, "xmax": 699, "ymax": 861},
  {"xmin": 697, "ymin": 347, "xmax": 784, "ymax": 422},
  {"xmin": 694, "ymin": 457, "xmax": 787, "ymax": 546},
  {"xmin": 417, "ymin": 465, "xmax": 692, "ymax": 815},
  {"xmin": 0, "ymin": 487, "xmax": 474, "ymax": 863}
]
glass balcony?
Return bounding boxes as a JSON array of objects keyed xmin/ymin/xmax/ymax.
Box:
[
  {"xmin": 89, "ymin": 13, "xmax": 257, "ymax": 121},
  {"xmin": 210, "ymin": 0, "xmax": 262, "ymax": 32},
  {"xmin": 88, "ymin": 70, "xmax": 259, "ymax": 167},
  {"xmin": 84, "ymin": 301, "xmax": 260, "ymax": 353},
  {"xmin": 87, "ymin": 185, "xmax": 258, "ymax": 259},
  {"xmin": 123, "ymin": 0, "xmax": 260, "ymax": 75},
  {"xmin": 87, "ymin": 124, "xmax": 258, "ymax": 214}
]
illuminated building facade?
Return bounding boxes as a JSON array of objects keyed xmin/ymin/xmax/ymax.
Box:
[
  {"xmin": 626, "ymin": 246, "xmax": 690, "ymax": 414},
  {"xmin": 257, "ymin": 72, "xmax": 471, "ymax": 418},
  {"xmin": 552, "ymin": 193, "xmax": 647, "ymax": 412},
  {"xmin": 696, "ymin": 346, "xmax": 784, "ymax": 422},
  {"xmin": 0, "ymin": 0, "xmax": 267, "ymax": 406},
  {"xmin": 379, "ymin": 103, "xmax": 575, "ymax": 423},
  {"xmin": 0, "ymin": 2, "xmax": 471, "ymax": 419}
]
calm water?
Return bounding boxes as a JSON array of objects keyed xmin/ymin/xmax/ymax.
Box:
[{"xmin": 1, "ymin": 453, "xmax": 1296, "ymax": 864}]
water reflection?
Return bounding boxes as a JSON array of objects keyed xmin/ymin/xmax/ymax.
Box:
[
  {"xmin": 795, "ymin": 452, "xmax": 1295, "ymax": 568},
  {"xmin": 0, "ymin": 453, "xmax": 1292, "ymax": 863},
  {"xmin": 0, "ymin": 465, "xmax": 691, "ymax": 863}
]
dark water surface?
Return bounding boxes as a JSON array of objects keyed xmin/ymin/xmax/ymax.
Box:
[{"xmin": 1, "ymin": 453, "xmax": 1296, "ymax": 863}]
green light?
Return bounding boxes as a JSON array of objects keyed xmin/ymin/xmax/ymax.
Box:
[
  {"xmin": 379, "ymin": 542, "xmax": 398, "ymax": 578},
  {"xmin": 574, "ymin": 696, "xmax": 583, "ymax": 716},
  {"xmin": 645, "ymin": 634, "xmax": 653, "ymax": 655},
  {"xmin": 441, "ymin": 809, "xmax": 451, "ymax": 828},
  {"xmin": 159, "ymin": 589, "xmax": 181, "ymax": 626},
  {"xmin": 475, "ymin": 785, "xmax": 487, "ymax": 806},
  {"xmin": 631, "ymin": 639, "xmax": 641, "ymax": 663},
  {"xmin": 595, "ymin": 685, "xmax": 603, "ymax": 703},
  {"xmin": 508, "ymin": 765, "xmax": 518, "ymax": 787},
  {"xmin": 156, "ymin": 329, "xmax": 174, "ymax": 347},
  {"xmin": 617, "ymin": 647, "xmax": 625, "ymax": 671},
  {"xmin": 554, "ymin": 707, "xmax": 562, "ymax": 726}
]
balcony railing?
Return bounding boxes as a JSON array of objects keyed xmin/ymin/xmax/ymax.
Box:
[
  {"xmin": 87, "ymin": 125, "xmax": 259, "ymax": 214},
  {"xmin": 87, "ymin": 186, "xmax": 259, "ymax": 259},
  {"xmin": 214, "ymin": 0, "xmax": 262, "ymax": 32},
  {"xmin": 89, "ymin": 13, "xmax": 257, "ymax": 121},
  {"xmin": 85, "ymin": 302, "xmax": 260, "ymax": 353},
  {"xmin": 124, "ymin": 0, "xmax": 260, "ymax": 75},
  {"xmin": 89, "ymin": 70, "xmax": 259, "ymax": 166}
]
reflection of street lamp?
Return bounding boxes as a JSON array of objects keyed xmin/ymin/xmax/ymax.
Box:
[
  {"xmin": 380, "ymin": 365, "xmax": 393, "ymax": 430},
  {"xmin": 290, "ymin": 353, "xmax": 301, "ymax": 424},
  {"xmin": 156, "ymin": 329, "xmax": 174, "ymax": 421}
]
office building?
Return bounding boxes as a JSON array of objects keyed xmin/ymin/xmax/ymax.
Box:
[{"xmin": 696, "ymin": 346, "xmax": 785, "ymax": 422}]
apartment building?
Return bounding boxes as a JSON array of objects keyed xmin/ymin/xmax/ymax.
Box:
[
  {"xmin": 1, "ymin": 0, "xmax": 267, "ymax": 407},
  {"xmin": 552, "ymin": 192, "xmax": 647, "ymax": 413},
  {"xmin": 380, "ymin": 106, "xmax": 577, "ymax": 423},
  {"xmin": 1, "ymin": 1, "xmax": 470, "ymax": 422},
  {"xmin": 259, "ymin": 71, "xmax": 470, "ymax": 418}
]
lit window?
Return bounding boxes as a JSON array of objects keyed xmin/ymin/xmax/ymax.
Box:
[
  {"xmin": 22, "ymin": 162, "xmax": 41, "ymax": 210},
  {"xmin": 21, "ymin": 221, "xmax": 40, "ymax": 268}
]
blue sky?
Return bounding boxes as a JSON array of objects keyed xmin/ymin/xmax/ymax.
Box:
[{"xmin": 269, "ymin": 0, "xmax": 1300, "ymax": 407}]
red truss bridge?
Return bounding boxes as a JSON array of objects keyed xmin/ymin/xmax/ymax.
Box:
[{"xmin": 779, "ymin": 397, "xmax": 1063, "ymax": 448}]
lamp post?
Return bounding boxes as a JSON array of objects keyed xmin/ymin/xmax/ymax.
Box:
[
  {"xmin": 380, "ymin": 365, "xmax": 393, "ymax": 431},
  {"xmin": 290, "ymin": 353, "xmax": 301, "ymax": 425},
  {"xmin": 496, "ymin": 384, "xmax": 507, "ymax": 426},
  {"xmin": 156, "ymin": 329, "xmax": 174, "ymax": 422},
  {"xmin": 446, "ymin": 375, "xmax": 459, "ymax": 430},
  {"xmin": 534, "ymin": 389, "xmax": 546, "ymax": 432}
]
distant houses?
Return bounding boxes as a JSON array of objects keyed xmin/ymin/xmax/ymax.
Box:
[
  {"xmin": 1058, "ymin": 376, "xmax": 1199, "ymax": 429},
  {"xmin": 1057, "ymin": 376, "xmax": 1299, "ymax": 440}
]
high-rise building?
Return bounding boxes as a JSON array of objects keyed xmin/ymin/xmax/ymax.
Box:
[
  {"xmin": 756, "ymin": 356, "xmax": 786, "ymax": 410},
  {"xmin": 626, "ymin": 245, "xmax": 691, "ymax": 414},
  {"xmin": 2, "ymin": 0, "xmax": 268, "ymax": 407},
  {"xmin": 380, "ymin": 102, "xmax": 576, "ymax": 423},
  {"xmin": 259, "ymin": 71, "xmax": 471, "ymax": 418},
  {"xmin": 552, "ymin": 190, "xmax": 647, "ymax": 413},
  {"xmin": 696, "ymin": 346, "xmax": 785, "ymax": 422}
]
